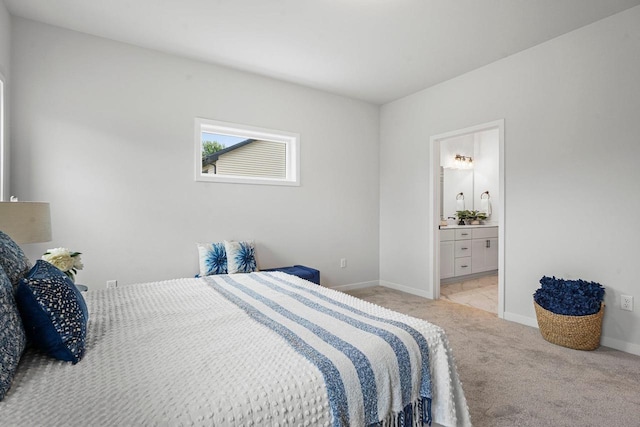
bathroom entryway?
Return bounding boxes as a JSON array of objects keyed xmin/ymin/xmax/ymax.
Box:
[{"xmin": 429, "ymin": 119, "xmax": 505, "ymax": 318}]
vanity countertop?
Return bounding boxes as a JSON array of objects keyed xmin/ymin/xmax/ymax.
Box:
[{"xmin": 439, "ymin": 223, "xmax": 498, "ymax": 230}]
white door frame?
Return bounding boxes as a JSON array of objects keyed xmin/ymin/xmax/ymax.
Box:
[{"xmin": 428, "ymin": 119, "xmax": 506, "ymax": 318}]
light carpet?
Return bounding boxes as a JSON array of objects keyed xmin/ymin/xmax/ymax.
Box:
[{"xmin": 347, "ymin": 286, "xmax": 640, "ymax": 427}]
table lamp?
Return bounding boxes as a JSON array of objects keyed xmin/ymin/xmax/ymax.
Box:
[{"xmin": 0, "ymin": 201, "xmax": 52, "ymax": 243}]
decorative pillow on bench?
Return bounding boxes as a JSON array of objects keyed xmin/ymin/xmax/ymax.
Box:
[
  {"xmin": 197, "ymin": 240, "xmax": 258, "ymax": 276},
  {"xmin": 196, "ymin": 242, "xmax": 228, "ymax": 276},
  {"xmin": 16, "ymin": 260, "xmax": 88, "ymax": 364},
  {"xmin": 224, "ymin": 240, "xmax": 257, "ymax": 274}
]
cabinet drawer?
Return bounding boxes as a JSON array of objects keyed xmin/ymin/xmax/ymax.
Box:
[
  {"xmin": 472, "ymin": 227, "xmax": 498, "ymax": 239},
  {"xmin": 454, "ymin": 240, "xmax": 472, "ymax": 258},
  {"xmin": 455, "ymin": 257, "xmax": 472, "ymax": 276},
  {"xmin": 455, "ymin": 229, "xmax": 472, "ymax": 240},
  {"xmin": 440, "ymin": 229, "xmax": 455, "ymax": 242}
]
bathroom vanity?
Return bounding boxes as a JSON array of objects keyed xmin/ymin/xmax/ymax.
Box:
[{"xmin": 440, "ymin": 225, "xmax": 498, "ymax": 281}]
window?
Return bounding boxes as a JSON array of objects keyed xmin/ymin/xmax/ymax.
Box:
[{"xmin": 195, "ymin": 118, "xmax": 300, "ymax": 186}]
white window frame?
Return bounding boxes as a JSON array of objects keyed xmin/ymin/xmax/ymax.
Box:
[{"xmin": 195, "ymin": 118, "xmax": 300, "ymax": 186}]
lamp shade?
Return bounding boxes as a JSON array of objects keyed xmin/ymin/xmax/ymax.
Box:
[{"xmin": 0, "ymin": 202, "xmax": 52, "ymax": 244}]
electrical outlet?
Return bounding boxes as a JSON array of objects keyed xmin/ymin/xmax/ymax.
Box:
[
  {"xmin": 106, "ymin": 280, "xmax": 118, "ymax": 289},
  {"xmin": 340, "ymin": 258, "xmax": 347, "ymax": 268},
  {"xmin": 621, "ymin": 295, "xmax": 633, "ymax": 311}
]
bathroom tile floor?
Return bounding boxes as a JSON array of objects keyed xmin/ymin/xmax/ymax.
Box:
[{"xmin": 440, "ymin": 274, "xmax": 498, "ymax": 314}]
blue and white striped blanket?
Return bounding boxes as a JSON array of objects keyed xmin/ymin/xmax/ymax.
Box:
[
  {"xmin": 3, "ymin": 273, "xmax": 469, "ymax": 426},
  {"xmin": 206, "ymin": 272, "xmax": 444, "ymax": 427}
]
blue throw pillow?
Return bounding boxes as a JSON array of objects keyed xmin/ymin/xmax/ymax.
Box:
[
  {"xmin": 0, "ymin": 230, "xmax": 32, "ymax": 291},
  {"xmin": 16, "ymin": 260, "xmax": 88, "ymax": 364},
  {"xmin": 196, "ymin": 242, "xmax": 228, "ymax": 276},
  {"xmin": 224, "ymin": 240, "xmax": 258, "ymax": 274},
  {"xmin": 0, "ymin": 266, "xmax": 26, "ymax": 401}
]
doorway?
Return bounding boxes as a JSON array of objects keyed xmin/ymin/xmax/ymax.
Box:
[{"xmin": 428, "ymin": 120, "xmax": 505, "ymax": 318}]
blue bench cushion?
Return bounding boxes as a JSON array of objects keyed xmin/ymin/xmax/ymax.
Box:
[{"xmin": 263, "ymin": 265, "xmax": 320, "ymax": 285}]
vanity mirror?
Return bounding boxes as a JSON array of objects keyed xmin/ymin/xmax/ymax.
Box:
[{"xmin": 439, "ymin": 129, "xmax": 499, "ymax": 222}]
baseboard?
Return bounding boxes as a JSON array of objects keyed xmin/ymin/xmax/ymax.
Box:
[
  {"xmin": 330, "ymin": 280, "xmax": 379, "ymax": 292},
  {"xmin": 600, "ymin": 336, "xmax": 640, "ymax": 356},
  {"xmin": 379, "ymin": 280, "xmax": 433, "ymax": 299},
  {"xmin": 504, "ymin": 312, "xmax": 640, "ymax": 356},
  {"xmin": 503, "ymin": 311, "xmax": 539, "ymax": 328}
]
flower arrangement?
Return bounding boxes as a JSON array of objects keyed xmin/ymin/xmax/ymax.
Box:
[
  {"xmin": 42, "ymin": 248, "xmax": 84, "ymax": 282},
  {"xmin": 456, "ymin": 210, "xmax": 488, "ymax": 225},
  {"xmin": 533, "ymin": 276, "xmax": 605, "ymax": 316}
]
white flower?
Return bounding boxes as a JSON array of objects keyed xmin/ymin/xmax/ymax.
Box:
[
  {"xmin": 73, "ymin": 254, "xmax": 84, "ymax": 270},
  {"xmin": 46, "ymin": 247, "xmax": 71, "ymax": 257},
  {"xmin": 42, "ymin": 247, "xmax": 83, "ymax": 273}
]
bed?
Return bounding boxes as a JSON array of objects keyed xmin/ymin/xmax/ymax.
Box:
[{"xmin": 2, "ymin": 268, "xmax": 470, "ymax": 426}]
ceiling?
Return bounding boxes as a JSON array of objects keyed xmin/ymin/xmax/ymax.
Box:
[{"xmin": 5, "ymin": 0, "xmax": 640, "ymax": 104}]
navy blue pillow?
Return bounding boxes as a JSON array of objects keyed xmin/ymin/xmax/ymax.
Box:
[
  {"xmin": 0, "ymin": 266, "xmax": 26, "ymax": 401},
  {"xmin": 16, "ymin": 260, "xmax": 88, "ymax": 363}
]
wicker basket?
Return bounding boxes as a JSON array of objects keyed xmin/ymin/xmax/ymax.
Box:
[{"xmin": 533, "ymin": 301, "xmax": 604, "ymax": 351}]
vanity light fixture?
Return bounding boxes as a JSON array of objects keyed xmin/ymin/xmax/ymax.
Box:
[{"xmin": 454, "ymin": 154, "xmax": 473, "ymax": 169}]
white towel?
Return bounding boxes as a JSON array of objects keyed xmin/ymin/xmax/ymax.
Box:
[
  {"xmin": 456, "ymin": 199, "xmax": 465, "ymax": 211},
  {"xmin": 480, "ymin": 198, "xmax": 492, "ymax": 216}
]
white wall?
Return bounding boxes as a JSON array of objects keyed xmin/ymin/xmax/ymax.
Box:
[
  {"xmin": 380, "ymin": 6, "xmax": 640, "ymax": 353},
  {"xmin": 10, "ymin": 18, "xmax": 380, "ymax": 290},
  {"xmin": 0, "ymin": 0, "xmax": 10, "ymax": 200},
  {"xmin": 0, "ymin": 1, "xmax": 9, "ymax": 78}
]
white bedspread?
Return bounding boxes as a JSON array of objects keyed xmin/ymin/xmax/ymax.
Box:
[{"xmin": 2, "ymin": 273, "xmax": 470, "ymax": 426}]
